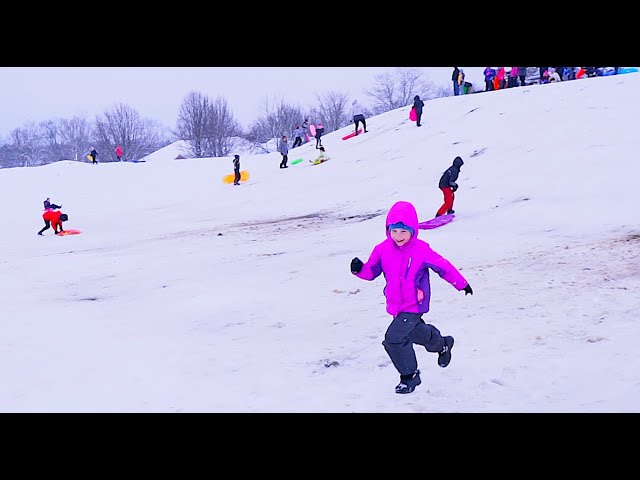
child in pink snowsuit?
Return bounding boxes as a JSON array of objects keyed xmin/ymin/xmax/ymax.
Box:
[{"xmin": 350, "ymin": 200, "xmax": 473, "ymax": 394}]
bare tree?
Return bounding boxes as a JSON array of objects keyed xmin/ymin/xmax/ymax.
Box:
[
  {"xmin": 365, "ymin": 71, "xmax": 398, "ymax": 115},
  {"xmin": 125, "ymin": 118, "xmax": 169, "ymax": 161},
  {"xmin": 245, "ymin": 118, "xmax": 277, "ymax": 154},
  {"xmin": 364, "ymin": 67, "xmax": 448, "ymax": 115},
  {"xmin": 205, "ymin": 97, "xmax": 242, "ymax": 158},
  {"xmin": 395, "ymin": 67, "xmax": 428, "ymax": 107},
  {"xmin": 176, "ymin": 91, "xmax": 210, "ymax": 158},
  {"xmin": 0, "ymin": 143, "xmax": 20, "ymax": 168},
  {"xmin": 59, "ymin": 115, "xmax": 92, "ymax": 161},
  {"xmin": 0, "ymin": 118, "xmax": 84, "ymax": 167},
  {"xmin": 9, "ymin": 123, "xmax": 47, "ymax": 167},
  {"xmin": 176, "ymin": 93, "xmax": 241, "ymax": 158},
  {"xmin": 246, "ymin": 96, "xmax": 303, "ymax": 152},
  {"xmin": 314, "ymin": 90, "xmax": 350, "ymax": 132},
  {"xmin": 94, "ymin": 103, "xmax": 168, "ymax": 162},
  {"xmin": 430, "ymin": 84, "xmax": 451, "ymax": 98},
  {"xmin": 39, "ymin": 120, "xmax": 67, "ymax": 164}
]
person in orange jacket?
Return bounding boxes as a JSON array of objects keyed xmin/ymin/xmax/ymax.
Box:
[{"xmin": 38, "ymin": 209, "xmax": 68, "ymax": 235}]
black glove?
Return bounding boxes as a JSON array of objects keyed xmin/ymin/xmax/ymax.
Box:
[
  {"xmin": 463, "ymin": 284, "xmax": 473, "ymax": 295},
  {"xmin": 451, "ymin": 183, "xmax": 458, "ymax": 192},
  {"xmin": 351, "ymin": 257, "xmax": 363, "ymax": 274}
]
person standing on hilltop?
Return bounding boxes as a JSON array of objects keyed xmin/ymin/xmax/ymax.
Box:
[{"xmin": 452, "ymin": 67, "xmax": 461, "ymax": 96}]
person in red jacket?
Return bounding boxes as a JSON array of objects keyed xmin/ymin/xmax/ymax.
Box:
[
  {"xmin": 115, "ymin": 145, "xmax": 123, "ymax": 161},
  {"xmin": 38, "ymin": 209, "xmax": 68, "ymax": 235}
]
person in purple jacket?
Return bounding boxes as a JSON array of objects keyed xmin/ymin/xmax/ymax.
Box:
[
  {"xmin": 350, "ymin": 200, "xmax": 473, "ymax": 394},
  {"xmin": 483, "ymin": 66, "xmax": 496, "ymax": 91}
]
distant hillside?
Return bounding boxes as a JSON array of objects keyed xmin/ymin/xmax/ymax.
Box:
[{"xmin": 141, "ymin": 136, "xmax": 280, "ymax": 162}]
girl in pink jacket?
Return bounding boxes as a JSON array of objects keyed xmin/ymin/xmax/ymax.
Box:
[{"xmin": 350, "ymin": 200, "xmax": 473, "ymax": 394}]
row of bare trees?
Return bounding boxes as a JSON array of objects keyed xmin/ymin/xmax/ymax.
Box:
[
  {"xmin": 0, "ymin": 68, "xmax": 449, "ymax": 168},
  {"xmin": 0, "ymin": 104, "xmax": 172, "ymax": 168}
]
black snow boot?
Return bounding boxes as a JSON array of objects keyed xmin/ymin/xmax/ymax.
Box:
[
  {"xmin": 395, "ymin": 370, "xmax": 421, "ymax": 394},
  {"xmin": 438, "ymin": 336, "xmax": 455, "ymax": 368}
]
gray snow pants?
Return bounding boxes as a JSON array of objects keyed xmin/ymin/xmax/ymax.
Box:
[{"xmin": 382, "ymin": 312, "xmax": 445, "ymax": 376}]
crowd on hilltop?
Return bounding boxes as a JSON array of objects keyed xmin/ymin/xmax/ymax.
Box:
[{"xmin": 451, "ymin": 67, "xmax": 627, "ymax": 95}]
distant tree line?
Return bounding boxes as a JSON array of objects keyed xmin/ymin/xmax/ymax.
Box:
[
  {"xmin": 0, "ymin": 68, "xmax": 449, "ymax": 168},
  {"xmin": 0, "ymin": 104, "xmax": 172, "ymax": 168}
]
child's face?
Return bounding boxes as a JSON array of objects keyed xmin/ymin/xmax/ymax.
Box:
[{"xmin": 390, "ymin": 228, "xmax": 412, "ymax": 246}]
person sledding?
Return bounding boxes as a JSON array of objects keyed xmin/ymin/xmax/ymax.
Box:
[
  {"xmin": 43, "ymin": 197, "xmax": 62, "ymax": 210},
  {"xmin": 310, "ymin": 146, "xmax": 329, "ymax": 165},
  {"xmin": 435, "ymin": 156, "xmax": 464, "ymax": 217}
]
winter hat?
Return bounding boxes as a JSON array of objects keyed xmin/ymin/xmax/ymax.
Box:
[
  {"xmin": 388, "ymin": 222, "xmax": 414, "ymax": 236},
  {"xmin": 234, "ymin": 155, "xmax": 239, "ymax": 159}
]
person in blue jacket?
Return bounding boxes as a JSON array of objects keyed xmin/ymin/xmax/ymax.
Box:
[{"xmin": 278, "ymin": 135, "xmax": 289, "ymax": 169}]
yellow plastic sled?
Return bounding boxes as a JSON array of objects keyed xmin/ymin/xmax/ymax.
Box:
[{"xmin": 222, "ymin": 170, "xmax": 250, "ymax": 184}]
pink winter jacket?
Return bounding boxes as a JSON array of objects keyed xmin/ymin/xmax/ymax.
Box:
[{"xmin": 354, "ymin": 201, "xmax": 469, "ymax": 317}]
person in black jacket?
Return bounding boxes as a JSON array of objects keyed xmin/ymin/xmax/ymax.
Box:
[
  {"xmin": 43, "ymin": 197, "xmax": 62, "ymax": 210},
  {"xmin": 88, "ymin": 147, "xmax": 98, "ymax": 164},
  {"xmin": 436, "ymin": 156, "xmax": 464, "ymax": 217},
  {"xmin": 412, "ymin": 95, "xmax": 425, "ymax": 127},
  {"xmin": 452, "ymin": 67, "xmax": 460, "ymax": 95},
  {"xmin": 233, "ymin": 155, "xmax": 241, "ymax": 185},
  {"xmin": 315, "ymin": 122, "xmax": 325, "ymax": 149}
]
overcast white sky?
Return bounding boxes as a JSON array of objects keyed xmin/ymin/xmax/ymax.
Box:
[
  {"xmin": 0, "ymin": 67, "xmax": 487, "ymax": 138},
  {"xmin": 2, "ymin": 72, "xmax": 639, "ymax": 412}
]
